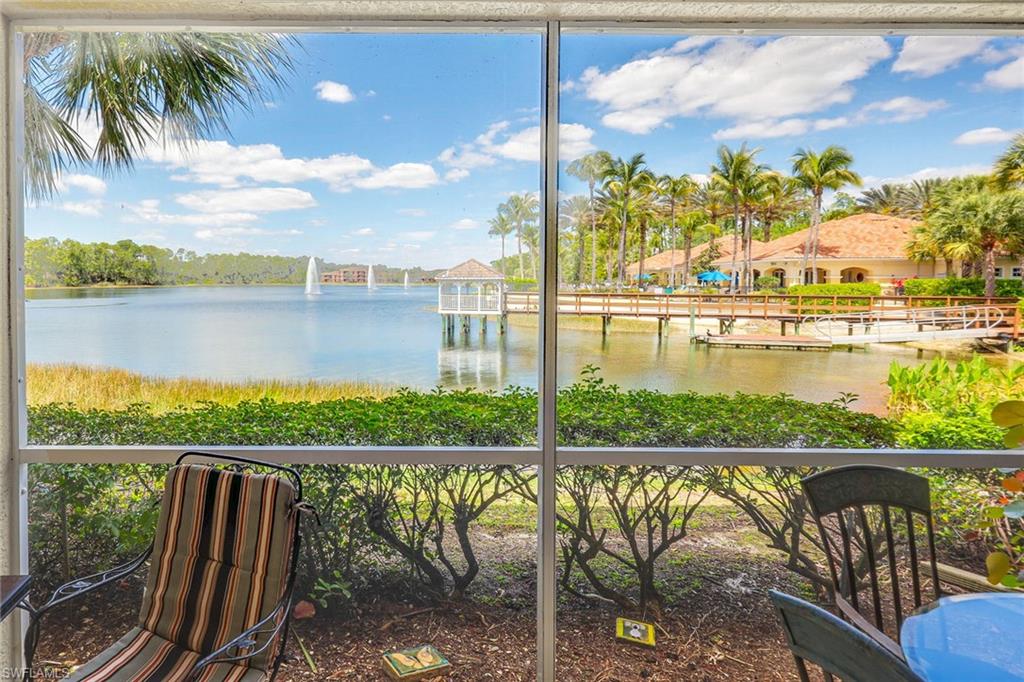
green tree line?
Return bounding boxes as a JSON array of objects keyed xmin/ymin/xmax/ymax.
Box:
[{"xmin": 25, "ymin": 237, "xmax": 438, "ymax": 287}]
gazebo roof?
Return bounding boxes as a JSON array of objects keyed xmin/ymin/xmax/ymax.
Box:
[{"xmin": 438, "ymin": 258, "xmax": 505, "ymax": 280}]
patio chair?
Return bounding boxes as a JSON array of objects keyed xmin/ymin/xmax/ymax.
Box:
[
  {"xmin": 800, "ymin": 465, "xmax": 941, "ymax": 660},
  {"xmin": 769, "ymin": 590, "xmax": 924, "ymax": 682},
  {"xmin": 21, "ymin": 452, "xmax": 315, "ymax": 681}
]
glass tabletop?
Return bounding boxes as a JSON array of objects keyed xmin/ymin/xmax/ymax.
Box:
[{"xmin": 900, "ymin": 593, "xmax": 1024, "ymax": 681}]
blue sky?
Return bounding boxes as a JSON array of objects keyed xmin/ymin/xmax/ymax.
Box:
[{"xmin": 30, "ymin": 32, "xmax": 1023, "ymax": 269}]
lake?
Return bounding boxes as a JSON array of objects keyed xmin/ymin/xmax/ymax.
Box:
[{"xmin": 26, "ymin": 285, "xmax": 951, "ymax": 414}]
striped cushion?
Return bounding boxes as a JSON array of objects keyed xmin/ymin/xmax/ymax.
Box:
[
  {"xmin": 65, "ymin": 463, "xmax": 297, "ymax": 681},
  {"xmin": 138, "ymin": 464, "xmax": 296, "ymax": 671},
  {"xmin": 64, "ymin": 626, "xmax": 266, "ymax": 682}
]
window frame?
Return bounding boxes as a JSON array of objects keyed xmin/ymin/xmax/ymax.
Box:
[{"xmin": 7, "ymin": 19, "xmax": 1024, "ymax": 682}]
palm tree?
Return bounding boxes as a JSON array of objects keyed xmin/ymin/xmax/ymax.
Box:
[
  {"xmin": 658, "ymin": 174, "xmax": 697, "ymax": 288},
  {"xmin": 756, "ymin": 173, "xmax": 803, "ymax": 242},
  {"xmin": 24, "ymin": 32, "xmax": 293, "ymax": 199},
  {"xmin": 633, "ymin": 172, "xmax": 661, "ymax": 286},
  {"xmin": 927, "ymin": 177, "xmax": 1024, "ymax": 295},
  {"xmin": 560, "ymin": 195, "xmax": 592, "ymax": 286},
  {"xmin": 711, "ymin": 144, "xmax": 763, "ymax": 292},
  {"xmin": 488, "ymin": 211, "xmax": 514, "ymax": 275},
  {"xmin": 677, "ymin": 210, "xmax": 715, "ymax": 286},
  {"xmin": 566, "ymin": 151, "xmax": 613, "ymax": 287},
  {"xmin": 994, "ymin": 133, "xmax": 1024, "ymax": 190},
  {"xmin": 504, "ymin": 193, "xmax": 539, "ymax": 279},
  {"xmin": 791, "ymin": 145, "xmax": 862, "ymax": 284},
  {"xmin": 900, "ymin": 179, "xmax": 944, "ymax": 219},
  {"xmin": 521, "ymin": 223, "xmax": 540, "ymax": 281},
  {"xmin": 603, "ymin": 153, "xmax": 649, "ymax": 290},
  {"xmin": 857, "ymin": 184, "xmax": 904, "ymax": 215}
]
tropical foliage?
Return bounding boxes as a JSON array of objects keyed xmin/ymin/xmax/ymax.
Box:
[{"xmin": 24, "ymin": 32, "xmax": 292, "ymax": 199}]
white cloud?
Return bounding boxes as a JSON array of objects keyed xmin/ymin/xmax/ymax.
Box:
[
  {"xmin": 314, "ymin": 80, "xmax": 356, "ymax": 103},
  {"xmin": 194, "ymin": 226, "xmax": 302, "ymax": 243},
  {"xmin": 176, "ymin": 187, "xmax": 317, "ymax": 214},
  {"xmin": 352, "ymin": 227, "xmax": 375, "ymax": 236},
  {"xmin": 397, "ymin": 208, "xmax": 427, "ymax": 217},
  {"xmin": 710, "ymin": 97, "xmax": 944, "ymax": 141},
  {"xmin": 58, "ymin": 200, "xmax": 103, "ymax": 217},
  {"xmin": 124, "ymin": 199, "xmax": 260, "ymax": 227},
  {"xmin": 56, "ymin": 173, "xmax": 107, "ymax": 196},
  {"xmin": 892, "ymin": 36, "xmax": 990, "ymax": 77},
  {"xmin": 398, "ymin": 230, "xmax": 436, "ymax": 242},
  {"xmin": 440, "ymin": 121, "xmax": 596, "ymax": 170},
  {"xmin": 351, "ymin": 163, "xmax": 440, "ymax": 190},
  {"xmin": 859, "ymin": 96, "xmax": 946, "ymax": 123},
  {"xmin": 581, "ymin": 36, "xmax": 892, "ymax": 134},
  {"xmin": 444, "ymin": 168, "xmax": 470, "ymax": 182},
  {"xmin": 954, "ymin": 126, "xmax": 1020, "ymax": 145},
  {"xmin": 984, "ymin": 56, "xmax": 1024, "ymax": 89},
  {"xmin": 713, "ymin": 118, "xmax": 811, "ymax": 141},
  {"xmin": 449, "ymin": 218, "xmax": 480, "ymax": 230},
  {"xmin": 144, "ymin": 138, "xmax": 441, "ymax": 193}
]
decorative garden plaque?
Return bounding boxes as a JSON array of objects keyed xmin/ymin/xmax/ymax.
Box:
[
  {"xmin": 615, "ymin": 617, "xmax": 656, "ymax": 647},
  {"xmin": 382, "ymin": 644, "xmax": 451, "ymax": 680}
]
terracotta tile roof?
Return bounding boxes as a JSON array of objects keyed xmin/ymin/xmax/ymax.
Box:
[
  {"xmin": 712, "ymin": 212, "xmax": 921, "ymax": 265},
  {"xmin": 438, "ymin": 258, "xmax": 506, "ymax": 280},
  {"xmin": 626, "ymin": 240, "xmax": 741, "ymax": 275}
]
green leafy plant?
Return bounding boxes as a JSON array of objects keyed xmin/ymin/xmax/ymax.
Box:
[
  {"xmin": 986, "ymin": 401, "xmax": 1024, "ymax": 587},
  {"xmin": 310, "ymin": 569, "xmax": 353, "ymax": 609}
]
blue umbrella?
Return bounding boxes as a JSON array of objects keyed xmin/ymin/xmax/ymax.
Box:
[{"xmin": 697, "ymin": 270, "xmax": 730, "ymax": 282}]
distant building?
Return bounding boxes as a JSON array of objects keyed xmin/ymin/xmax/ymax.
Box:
[
  {"xmin": 627, "ymin": 212, "xmax": 1023, "ymax": 289},
  {"xmin": 322, "ymin": 268, "xmax": 367, "ymax": 284}
]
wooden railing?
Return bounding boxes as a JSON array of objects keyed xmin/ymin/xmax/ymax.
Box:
[{"xmin": 503, "ymin": 291, "xmax": 1020, "ymax": 327}]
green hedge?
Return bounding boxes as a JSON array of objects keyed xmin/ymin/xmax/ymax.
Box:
[
  {"xmin": 903, "ymin": 277, "xmax": 1024, "ymax": 298},
  {"xmin": 28, "ymin": 377, "xmax": 895, "ymax": 449},
  {"xmin": 787, "ymin": 283, "xmax": 882, "ymax": 297}
]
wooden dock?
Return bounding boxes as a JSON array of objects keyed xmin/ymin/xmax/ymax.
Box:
[{"xmin": 697, "ymin": 333, "xmax": 832, "ymax": 351}]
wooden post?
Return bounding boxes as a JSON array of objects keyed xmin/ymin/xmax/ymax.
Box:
[
  {"xmin": 780, "ymin": 321, "xmax": 786, "ymax": 337},
  {"xmin": 500, "ymin": 314, "xmax": 508, "ymax": 335},
  {"xmin": 481, "ymin": 316, "xmax": 488, "ymax": 335},
  {"xmin": 602, "ymin": 315, "xmax": 610, "ymax": 337},
  {"xmin": 1014, "ymin": 306, "xmax": 1021, "ymax": 340}
]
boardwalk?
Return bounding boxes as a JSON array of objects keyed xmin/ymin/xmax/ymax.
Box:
[{"xmin": 501, "ymin": 291, "xmax": 1021, "ymax": 341}]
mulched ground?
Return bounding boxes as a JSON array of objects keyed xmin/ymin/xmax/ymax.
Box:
[{"xmin": 32, "ymin": 507, "xmax": 809, "ymax": 680}]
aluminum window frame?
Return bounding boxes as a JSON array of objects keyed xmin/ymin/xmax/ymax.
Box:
[{"xmin": 7, "ymin": 18, "xmax": 1024, "ymax": 681}]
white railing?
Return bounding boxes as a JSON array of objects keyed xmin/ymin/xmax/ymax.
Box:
[
  {"xmin": 438, "ymin": 291, "xmax": 502, "ymax": 314},
  {"xmin": 806, "ymin": 305, "xmax": 1010, "ymax": 344}
]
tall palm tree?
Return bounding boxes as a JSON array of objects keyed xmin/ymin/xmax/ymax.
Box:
[
  {"xmin": 677, "ymin": 210, "xmax": 715, "ymax": 286},
  {"xmin": 504, "ymin": 193, "xmax": 539, "ymax": 279},
  {"xmin": 994, "ymin": 133, "xmax": 1024, "ymax": 190},
  {"xmin": 560, "ymin": 195, "xmax": 592, "ymax": 286},
  {"xmin": 24, "ymin": 32, "xmax": 293, "ymax": 199},
  {"xmin": 791, "ymin": 145, "xmax": 862, "ymax": 284},
  {"xmin": 658, "ymin": 174, "xmax": 697, "ymax": 288},
  {"xmin": 603, "ymin": 153, "xmax": 649, "ymax": 290},
  {"xmin": 632, "ymin": 172, "xmax": 661, "ymax": 286},
  {"xmin": 521, "ymin": 223, "xmax": 540, "ymax": 281},
  {"xmin": 711, "ymin": 144, "xmax": 763, "ymax": 292},
  {"xmin": 488, "ymin": 211, "xmax": 514, "ymax": 275},
  {"xmin": 566, "ymin": 151, "xmax": 613, "ymax": 287},
  {"xmin": 900, "ymin": 179, "xmax": 944, "ymax": 219}
]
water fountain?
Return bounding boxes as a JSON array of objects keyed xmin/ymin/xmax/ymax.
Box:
[
  {"xmin": 367, "ymin": 264, "xmax": 377, "ymax": 290},
  {"xmin": 403, "ymin": 271, "xmax": 410, "ymax": 290},
  {"xmin": 304, "ymin": 256, "xmax": 322, "ymax": 295}
]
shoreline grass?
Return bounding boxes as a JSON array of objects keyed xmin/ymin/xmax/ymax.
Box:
[{"xmin": 28, "ymin": 363, "xmax": 396, "ymax": 412}]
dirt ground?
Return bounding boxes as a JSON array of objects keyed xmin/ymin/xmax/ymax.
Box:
[{"xmin": 32, "ymin": 505, "xmax": 808, "ymax": 681}]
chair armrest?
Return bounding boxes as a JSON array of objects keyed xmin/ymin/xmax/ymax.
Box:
[
  {"xmin": 834, "ymin": 594, "xmax": 906, "ymax": 661},
  {"xmin": 186, "ymin": 592, "xmax": 292, "ymax": 681},
  {"xmin": 25, "ymin": 545, "xmax": 152, "ymax": 618}
]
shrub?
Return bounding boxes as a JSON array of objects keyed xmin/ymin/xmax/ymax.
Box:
[
  {"xmin": 754, "ymin": 275, "xmax": 782, "ymax": 291},
  {"xmin": 903, "ymin": 277, "xmax": 1023, "ymax": 299},
  {"xmin": 786, "ymin": 282, "xmax": 882, "ymax": 314},
  {"xmin": 787, "ymin": 282, "xmax": 882, "ymax": 297}
]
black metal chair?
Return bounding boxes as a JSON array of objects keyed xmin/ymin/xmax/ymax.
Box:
[
  {"xmin": 770, "ymin": 590, "xmax": 924, "ymax": 682},
  {"xmin": 801, "ymin": 465, "xmax": 941, "ymax": 660},
  {"xmin": 20, "ymin": 452, "xmax": 317, "ymax": 681}
]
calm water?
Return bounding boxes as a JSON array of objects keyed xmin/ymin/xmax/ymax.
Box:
[{"xmin": 26, "ymin": 285, "xmax": 948, "ymax": 413}]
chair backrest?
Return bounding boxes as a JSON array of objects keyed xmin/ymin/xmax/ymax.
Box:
[
  {"xmin": 801, "ymin": 465, "xmax": 940, "ymax": 640},
  {"xmin": 138, "ymin": 463, "xmax": 298, "ymax": 670},
  {"xmin": 770, "ymin": 590, "xmax": 924, "ymax": 682}
]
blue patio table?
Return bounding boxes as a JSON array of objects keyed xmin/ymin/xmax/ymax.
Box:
[{"xmin": 900, "ymin": 593, "xmax": 1024, "ymax": 681}]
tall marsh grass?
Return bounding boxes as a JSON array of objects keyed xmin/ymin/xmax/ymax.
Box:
[{"xmin": 28, "ymin": 363, "xmax": 395, "ymax": 411}]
